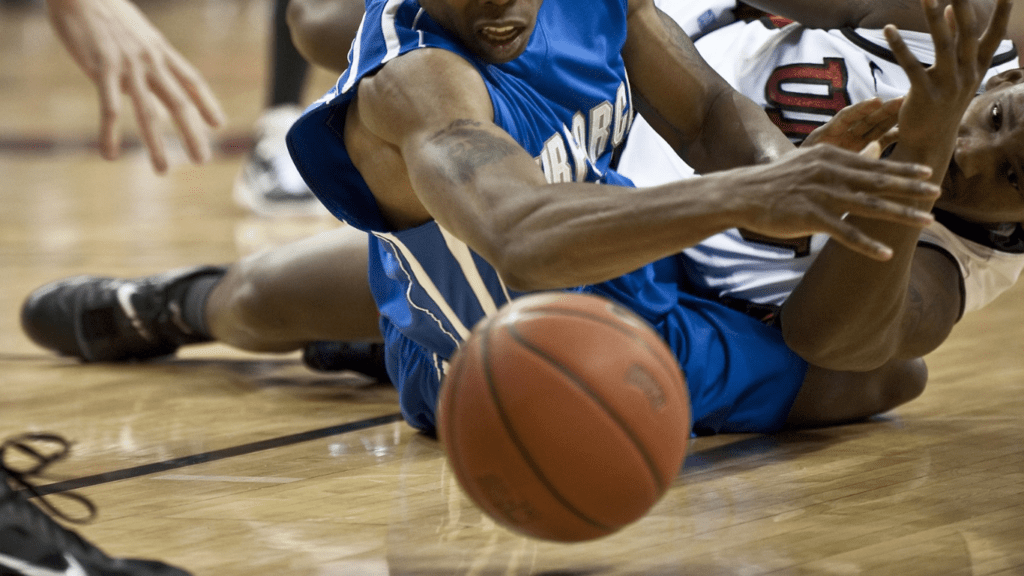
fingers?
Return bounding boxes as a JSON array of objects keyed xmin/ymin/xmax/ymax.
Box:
[
  {"xmin": 97, "ymin": 59, "xmax": 123, "ymax": 161},
  {"xmin": 818, "ymin": 216, "xmax": 894, "ymax": 261},
  {"xmin": 834, "ymin": 161, "xmax": 940, "ymax": 202},
  {"xmin": 859, "ymin": 140, "xmax": 882, "ymax": 159},
  {"xmin": 922, "ymin": 0, "xmax": 954, "ymax": 56},
  {"xmin": 854, "ymin": 97, "xmax": 901, "ymax": 141},
  {"xmin": 978, "ymin": 0, "xmax": 1013, "ymax": 65},
  {"xmin": 166, "ymin": 51, "xmax": 227, "ymax": 129},
  {"xmin": 832, "ymin": 98, "xmax": 883, "ymax": 133},
  {"xmin": 808, "ymin": 191, "xmax": 936, "ymax": 262},
  {"xmin": 123, "ymin": 59, "xmax": 168, "ymax": 174},
  {"xmin": 949, "ymin": 0, "xmax": 978, "ymax": 68},
  {"xmin": 838, "ymin": 191, "xmax": 935, "ymax": 227},
  {"xmin": 884, "ymin": 25, "xmax": 929, "ymax": 86},
  {"xmin": 146, "ymin": 61, "xmax": 212, "ymax": 165},
  {"xmin": 876, "ymin": 127, "xmax": 900, "ymax": 152}
]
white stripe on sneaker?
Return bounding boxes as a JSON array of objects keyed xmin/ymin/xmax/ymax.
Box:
[
  {"xmin": 115, "ymin": 284, "xmax": 153, "ymax": 341},
  {"xmin": 0, "ymin": 552, "xmax": 87, "ymax": 576}
]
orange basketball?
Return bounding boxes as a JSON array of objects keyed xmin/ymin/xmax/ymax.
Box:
[{"xmin": 437, "ymin": 292, "xmax": 691, "ymax": 542}]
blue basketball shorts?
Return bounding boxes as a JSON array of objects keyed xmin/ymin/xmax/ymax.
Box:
[{"xmin": 380, "ymin": 287, "xmax": 808, "ymax": 437}]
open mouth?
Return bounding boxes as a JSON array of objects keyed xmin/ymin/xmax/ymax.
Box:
[{"xmin": 478, "ymin": 24, "xmax": 524, "ymax": 46}]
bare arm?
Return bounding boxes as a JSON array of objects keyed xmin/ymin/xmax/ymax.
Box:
[
  {"xmin": 350, "ymin": 49, "xmax": 937, "ymax": 292},
  {"xmin": 623, "ymin": 0, "xmax": 793, "ymax": 172},
  {"xmin": 781, "ymin": 0, "xmax": 1012, "ymax": 370}
]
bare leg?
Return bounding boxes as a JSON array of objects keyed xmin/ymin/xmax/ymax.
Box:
[
  {"xmin": 205, "ymin": 225, "xmax": 381, "ymax": 352},
  {"xmin": 286, "ymin": 0, "xmax": 365, "ymax": 74},
  {"xmin": 785, "ymin": 358, "xmax": 928, "ymax": 428}
]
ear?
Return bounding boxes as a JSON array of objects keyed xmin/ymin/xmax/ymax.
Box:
[{"xmin": 983, "ymin": 68, "xmax": 1024, "ymax": 91}]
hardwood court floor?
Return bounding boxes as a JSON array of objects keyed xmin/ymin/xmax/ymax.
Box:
[{"xmin": 1, "ymin": 1, "xmax": 1022, "ymax": 574}]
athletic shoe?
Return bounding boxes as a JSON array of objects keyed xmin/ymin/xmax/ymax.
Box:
[
  {"xmin": 20, "ymin": 266, "xmax": 225, "ymax": 362},
  {"xmin": 233, "ymin": 105, "xmax": 327, "ymax": 217},
  {"xmin": 0, "ymin": 433, "xmax": 192, "ymax": 576},
  {"xmin": 302, "ymin": 341, "xmax": 390, "ymax": 382}
]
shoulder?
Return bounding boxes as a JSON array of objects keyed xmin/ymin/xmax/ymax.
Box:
[{"xmin": 354, "ymin": 48, "xmax": 493, "ymax": 145}]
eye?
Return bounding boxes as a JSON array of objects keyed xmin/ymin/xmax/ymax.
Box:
[{"xmin": 991, "ymin": 102, "xmax": 1003, "ymax": 130}]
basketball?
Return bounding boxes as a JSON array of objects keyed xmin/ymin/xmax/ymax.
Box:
[{"xmin": 437, "ymin": 292, "xmax": 691, "ymax": 542}]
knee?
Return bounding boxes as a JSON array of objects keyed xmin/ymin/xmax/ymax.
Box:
[
  {"xmin": 287, "ymin": 0, "xmax": 363, "ymax": 73},
  {"xmin": 211, "ymin": 255, "xmax": 297, "ymax": 350},
  {"xmin": 881, "ymin": 357, "xmax": 928, "ymax": 410}
]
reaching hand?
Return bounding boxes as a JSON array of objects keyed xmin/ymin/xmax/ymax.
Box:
[
  {"xmin": 802, "ymin": 97, "xmax": 902, "ymax": 153},
  {"xmin": 719, "ymin": 144, "xmax": 940, "ymax": 260},
  {"xmin": 885, "ymin": 0, "xmax": 1012, "ymax": 151},
  {"xmin": 45, "ymin": 0, "xmax": 227, "ymax": 173}
]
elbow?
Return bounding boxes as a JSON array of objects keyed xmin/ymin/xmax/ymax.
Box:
[
  {"xmin": 491, "ymin": 248, "xmax": 558, "ymax": 293},
  {"xmin": 484, "ymin": 235, "xmax": 570, "ymax": 293}
]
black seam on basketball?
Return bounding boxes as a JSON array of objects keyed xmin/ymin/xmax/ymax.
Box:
[
  {"xmin": 481, "ymin": 322, "xmax": 617, "ymax": 533},
  {"xmin": 505, "ymin": 315, "xmax": 669, "ymax": 495}
]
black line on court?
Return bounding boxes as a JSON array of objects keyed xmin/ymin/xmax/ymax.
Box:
[{"xmin": 32, "ymin": 413, "xmax": 405, "ymax": 496}]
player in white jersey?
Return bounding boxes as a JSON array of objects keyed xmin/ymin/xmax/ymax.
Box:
[
  {"xmin": 617, "ymin": 0, "xmax": 1024, "ymax": 375},
  {"xmin": 19, "ymin": 0, "xmax": 1014, "ymax": 427},
  {"xmin": 621, "ymin": 1, "xmax": 1024, "ymax": 321}
]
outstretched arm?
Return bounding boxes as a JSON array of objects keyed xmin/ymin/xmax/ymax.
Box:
[
  {"xmin": 781, "ymin": 0, "xmax": 1013, "ymax": 371},
  {"xmin": 349, "ymin": 47, "xmax": 937, "ymax": 292},
  {"xmin": 45, "ymin": 0, "xmax": 226, "ymax": 173}
]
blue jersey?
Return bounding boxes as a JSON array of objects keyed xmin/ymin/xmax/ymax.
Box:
[
  {"xmin": 289, "ymin": 0, "xmax": 634, "ymax": 350},
  {"xmin": 288, "ymin": 0, "xmax": 808, "ymax": 435}
]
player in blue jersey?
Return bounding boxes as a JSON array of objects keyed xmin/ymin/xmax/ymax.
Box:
[
  {"xmin": 21, "ymin": 0, "xmax": 942, "ymax": 433},
  {"xmin": 21, "ymin": 0, "xmax": 1011, "ymax": 434}
]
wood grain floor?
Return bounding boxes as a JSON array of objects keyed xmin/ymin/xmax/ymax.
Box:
[{"xmin": 1, "ymin": 1, "xmax": 1021, "ymax": 574}]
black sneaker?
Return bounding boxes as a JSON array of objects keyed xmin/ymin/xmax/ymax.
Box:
[
  {"xmin": 0, "ymin": 433, "xmax": 192, "ymax": 576},
  {"xmin": 302, "ymin": 341, "xmax": 390, "ymax": 382},
  {"xmin": 20, "ymin": 266, "xmax": 226, "ymax": 362}
]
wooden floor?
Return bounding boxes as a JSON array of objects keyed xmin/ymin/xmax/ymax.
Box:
[{"xmin": 1, "ymin": 1, "xmax": 1022, "ymax": 574}]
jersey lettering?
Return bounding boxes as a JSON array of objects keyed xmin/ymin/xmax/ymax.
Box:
[
  {"xmin": 612, "ymin": 82, "xmax": 631, "ymax": 148},
  {"xmin": 568, "ymin": 112, "xmax": 589, "ymax": 183},
  {"xmin": 764, "ymin": 57, "xmax": 852, "ymax": 139},
  {"xmin": 540, "ymin": 133, "xmax": 572, "ymax": 184},
  {"xmin": 534, "ymin": 82, "xmax": 632, "ymax": 183},
  {"xmin": 588, "ymin": 101, "xmax": 614, "ymax": 161}
]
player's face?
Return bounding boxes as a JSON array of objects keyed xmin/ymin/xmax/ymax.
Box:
[
  {"xmin": 420, "ymin": 0, "xmax": 543, "ymax": 64},
  {"xmin": 940, "ymin": 71, "xmax": 1024, "ymax": 223}
]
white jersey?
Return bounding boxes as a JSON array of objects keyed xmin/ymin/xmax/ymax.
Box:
[{"xmin": 618, "ymin": 8, "xmax": 1023, "ymax": 317}]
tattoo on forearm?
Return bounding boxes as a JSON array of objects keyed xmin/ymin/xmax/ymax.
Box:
[{"xmin": 430, "ymin": 119, "xmax": 521, "ymax": 184}]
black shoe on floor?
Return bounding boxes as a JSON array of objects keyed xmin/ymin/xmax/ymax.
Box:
[
  {"xmin": 20, "ymin": 266, "xmax": 226, "ymax": 362},
  {"xmin": 303, "ymin": 341, "xmax": 390, "ymax": 382},
  {"xmin": 0, "ymin": 433, "xmax": 192, "ymax": 576}
]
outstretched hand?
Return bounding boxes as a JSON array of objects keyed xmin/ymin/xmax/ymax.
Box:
[
  {"xmin": 722, "ymin": 144, "xmax": 939, "ymax": 261},
  {"xmin": 802, "ymin": 97, "xmax": 902, "ymax": 153},
  {"xmin": 46, "ymin": 0, "xmax": 227, "ymax": 173},
  {"xmin": 885, "ymin": 0, "xmax": 1013, "ymax": 151}
]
